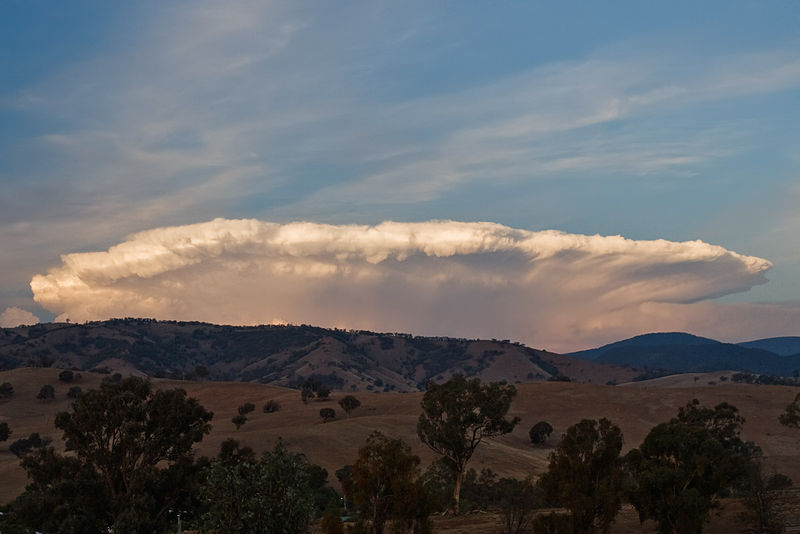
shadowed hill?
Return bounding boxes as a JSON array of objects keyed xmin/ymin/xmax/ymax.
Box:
[
  {"xmin": 1, "ymin": 319, "xmax": 627, "ymax": 391},
  {"xmin": 568, "ymin": 332, "xmax": 800, "ymax": 376}
]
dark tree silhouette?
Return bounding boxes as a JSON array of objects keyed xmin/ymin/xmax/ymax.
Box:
[
  {"xmin": 538, "ymin": 418, "xmax": 625, "ymax": 534},
  {"xmin": 338, "ymin": 395, "xmax": 361, "ymax": 416},
  {"xmin": 529, "ymin": 421, "xmax": 553, "ymax": 445},
  {"xmin": 320, "ymin": 408, "xmax": 336, "ymax": 423},
  {"xmin": 417, "ymin": 376, "xmax": 519, "ymax": 513}
]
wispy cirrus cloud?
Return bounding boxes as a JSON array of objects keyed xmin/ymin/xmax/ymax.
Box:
[{"xmin": 30, "ymin": 218, "xmax": 791, "ymax": 352}]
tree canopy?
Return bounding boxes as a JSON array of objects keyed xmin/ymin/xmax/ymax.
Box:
[
  {"xmin": 626, "ymin": 400, "xmax": 754, "ymax": 534},
  {"xmin": 537, "ymin": 418, "xmax": 625, "ymax": 534},
  {"xmin": 201, "ymin": 440, "xmax": 316, "ymax": 534},
  {"xmin": 351, "ymin": 431, "xmax": 430, "ymax": 534},
  {"xmin": 417, "ymin": 375, "xmax": 519, "ymax": 512},
  {"xmin": 11, "ymin": 376, "xmax": 213, "ymax": 533}
]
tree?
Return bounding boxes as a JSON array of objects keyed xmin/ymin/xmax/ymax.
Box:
[
  {"xmin": 232, "ymin": 414, "xmax": 248, "ymax": 429},
  {"xmin": 779, "ymin": 392, "xmax": 800, "ymax": 429},
  {"xmin": 11, "ymin": 376, "xmax": 213, "ymax": 533},
  {"xmin": 0, "ymin": 421, "xmax": 10, "ymax": 442},
  {"xmin": 201, "ymin": 440, "xmax": 316, "ymax": 534},
  {"xmin": 627, "ymin": 400, "xmax": 753, "ymax": 534},
  {"xmin": 302, "ymin": 386, "xmax": 315, "ymax": 404},
  {"xmin": 58, "ymin": 370, "xmax": 74, "ymax": 382},
  {"xmin": 67, "ymin": 386, "xmax": 82, "ymax": 398},
  {"xmin": 351, "ymin": 431, "xmax": 429, "ymax": 534},
  {"xmin": 320, "ymin": 408, "xmax": 336, "ymax": 423},
  {"xmin": 264, "ymin": 400, "xmax": 281, "ymax": 413},
  {"xmin": 495, "ymin": 477, "xmax": 539, "ymax": 534},
  {"xmin": 417, "ymin": 376, "xmax": 519, "ymax": 512},
  {"xmin": 537, "ymin": 418, "xmax": 625, "ymax": 534},
  {"xmin": 238, "ymin": 402, "xmax": 255, "ymax": 415},
  {"xmin": 37, "ymin": 384, "xmax": 55, "ymax": 401},
  {"xmin": 338, "ymin": 395, "xmax": 361, "ymax": 416},
  {"xmin": 529, "ymin": 421, "xmax": 554, "ymax": 445},
  {"xmin": 0, "ymin": 381, "xmax": 14, "ymax": 399},
  {"xmin": 9, "ymin": 432, "xmax": 52, "ymax": 458},
  {"xmin": 316, "ymin": 383, "xmax": 332, "ymax": 400}
]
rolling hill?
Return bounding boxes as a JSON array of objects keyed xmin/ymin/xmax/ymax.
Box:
[
  {"xmin": 0, "ymin": 319, "xmax": 638, "ymax": 391},
  {"xmin": 567, "ymin": 332, "xmax": 800, "ymax": 376}
]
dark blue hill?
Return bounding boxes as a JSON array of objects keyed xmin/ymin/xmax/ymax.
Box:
[
  {"xmin": 567, "ymin": 332, "xmax": 800, "ymax": 376},
  {"xmin": 738, "ymin": 337, "xmax": 800, "ymax": 357}
]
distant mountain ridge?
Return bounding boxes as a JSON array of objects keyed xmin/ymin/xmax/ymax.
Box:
[
  {"xmin": 567, "ymin": 332, "xmax": 800, "ymax": 376},
  {"xmin": 0, "ymin": 319, "xmax": 634, "ymax": 391}
]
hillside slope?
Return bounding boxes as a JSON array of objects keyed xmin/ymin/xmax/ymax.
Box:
[
  {"xmin": 568, "ymin": 332, "xmax": 800, "ymax": 376},
  {"xmin": 0, "ymin": 320, "xmax": 589, "ymax": 391}
]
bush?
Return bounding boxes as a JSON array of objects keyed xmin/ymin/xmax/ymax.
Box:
[
  {"xmin": 67, "ymin": 386, "xmax": 82, "ymax": 398},
  {"xmin": 238, "ymin": 402, "xmax": 255, "ymax": 416},
  {"xmin": 320, "ymin": 408, "xmax": 336, "ymax": 423},
  {"xmin": 529, "ymin": 421, "xmax": 553, "ymax": 445},
  {"xmin": 37, "ymin": 384, "xmax": 55, "ymax": 401},
  {"xmin": 0, "ymin": 382, "xmax": 14, "ymax": 399},
  {"xmin": 0, "ymin": 421, "xmax": 10, "ymax": 442},
  {"xmin": 263, "ymin": 400, "xmax": 281, "ymax": 413},
  {"xmin": 232, "ymin": 414, "xmax": 247, "ymax": 429},
  {"xmin": 58, "ymin": 370, "xmax": 74, "ymax": 382},
  {"xmin": 9, "ymin": 433, "xmax": 51, "ymax": 457}
]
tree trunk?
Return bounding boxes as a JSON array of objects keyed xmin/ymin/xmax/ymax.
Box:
[{"xmin": 453, "ymin": 468, "xmax": 464, "ymax": 515}]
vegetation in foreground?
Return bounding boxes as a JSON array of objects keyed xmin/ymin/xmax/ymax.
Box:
[{"xmin": 0, "ymin": 376, "xmax": 798, "ymax": 533}]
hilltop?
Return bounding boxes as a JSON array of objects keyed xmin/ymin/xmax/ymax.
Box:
[{"xmin": 0, "ymin": 319, "xmax": 637, "ymax": 390}]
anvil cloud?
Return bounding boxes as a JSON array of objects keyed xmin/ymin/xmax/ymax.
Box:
[{"xmin": 30, "ymin": 219, "xmax": 793, "ymax": 352}]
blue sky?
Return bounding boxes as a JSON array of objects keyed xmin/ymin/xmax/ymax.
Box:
[{"xmin": 1, "ymin": 2, "xmax": 798, "ymax": 349}]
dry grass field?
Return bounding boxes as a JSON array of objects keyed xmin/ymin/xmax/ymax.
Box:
[{"xmin": 2, "ymin": 367, "xmax": 799, "ymax": 533}]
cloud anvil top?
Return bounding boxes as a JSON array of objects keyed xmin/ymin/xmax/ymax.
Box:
[{"xmin": 27, "ymin": 219, "xmax": 788, "ymax": 352}]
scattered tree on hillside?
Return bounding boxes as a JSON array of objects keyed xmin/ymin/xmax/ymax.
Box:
[
  {"xmin": 338, "ymin": 395, "xmax": 361, "ymax": 416},
  {"xmin": 529, "ymin": 421, "xmax": 553, "ymax": 445},
  {"xmin": 779, "ymin": 392, "xmax": 800, "ymax": 429},
  {"xmin": 316, "ymin": 383, "xmax": 332, "ymax": 400},
  {"xmin": 263, "ymin": 400, "xmax": 281, "ymax": 413},
  {"xmin": 201, "ymin": 440, "xmax": 316, "ymax": 534},
  {"xmin": 237, "ymin": 402, "xmax": 255, "ymax": 416},
  {"xmin": 10, "ymin": 376, "xmax": 213, "ymax": 533},
  {"xmin": 232, "ymin": 414, "xmax": 247, "ymax": 429},
  {"xmin": 67, "ymin": 386, "xmax": 82, "ymax": 398},
  {"xmin": 320, "ymin": 408, "xmax": 336, "ymax": 423},
  {"xmin": 351, "ymin": 431, "xmax": 431, "ymax": 534},
  {"xmin": 537, "ymin": 418, "xmax": 625, "ymax": 533},
  {"xmin": 9, "ymin": 432, "xmax": 51, "ymax": 458},
  {"xmin": 36, "ymin": 384, "xmax": 55, "ymax": 401},
  {"xmin": 58, "ymin": 370, "xmax": 74, "ymax": 382},
  {"xmin": 0, "ymin": 421, "xmax": 11, "ymax": 442},
  {"xmin": 194, "ymin": 365, "xmax": 209, "ymax": 380},
  {"xmin": 417, "ymin": 375, "xmax": 519, "ymax": 513},
  {"xmin": 626, "ymin": 400, "xmax": 755, "ymax": 534},
  {"xmin": 0, "ymin": 381, "xmax": 13, "ymax": 399},
  {"xmin": 301, "ymin": 386, "xmax": 315, "ymax": 404}
]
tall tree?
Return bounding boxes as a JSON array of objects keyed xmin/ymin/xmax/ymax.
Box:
[
  {"xmin": 417, "ymin": 375, "xmax": 519, "ymax": 512},
  {"xmin": 627, "ymin": 400, "xmax": 753, "ymax": 534},
  {"xmin": 11, "ymin": 376, "xmax": 212, "ymax": 533},
  {"xmin": 351, "ymin": 431, "xmax": 429, "ymax": 534},
  {"xmin": 537, "ymin": 418, "xmax": 625, "ymax": 534},
  {"xmin": 201, "ymin": 440, "xmax": 316, "ymax": 534}
]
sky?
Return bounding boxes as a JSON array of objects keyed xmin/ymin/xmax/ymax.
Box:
[{"xmin": 1, "ymin": 1, "xmax": 799, "ymax": 351}]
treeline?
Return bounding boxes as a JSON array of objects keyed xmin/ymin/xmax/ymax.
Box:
[{"xmin": 1, "ymin": 377, "xmax": 799, "ymax": 534}]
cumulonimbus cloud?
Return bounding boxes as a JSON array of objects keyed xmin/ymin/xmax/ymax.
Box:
[
  {"xmin": 0, "ymin": 307, "xmax": 41, "ymax": 328},
  {"xmin": 30, "ymin": 218, "xmax": 790, "ymax": 351}
]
